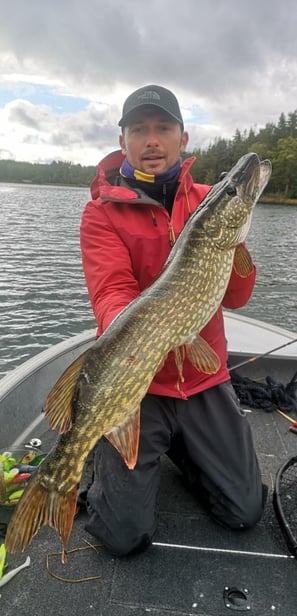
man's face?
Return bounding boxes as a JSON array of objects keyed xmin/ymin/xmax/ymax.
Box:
[{"xmin": 119, "ymin": 109, "xmax": 189, "ymax": 175}]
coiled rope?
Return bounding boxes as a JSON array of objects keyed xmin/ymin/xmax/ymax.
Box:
[{"xmin": 230, "ymin": 369, "xmax": 297, "ymax": 415}]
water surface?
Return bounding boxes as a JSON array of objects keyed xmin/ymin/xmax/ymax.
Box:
[{"xmin": 0, "ymin": 184, "xmax": 296, "ymax": 378}]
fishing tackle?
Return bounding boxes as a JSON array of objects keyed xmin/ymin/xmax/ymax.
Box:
[
  {"xmin": 0, "ymin": 556, "xmax": 30, "ymax": 588},
  {"xmin": 8, "ymin": 489, "xmax": 24, "ymax": 502},
  {"xmin": 15, "ymin": 464, "xmax": 38, "ymax": 473},
  {"xmin": 0, "ymin": 544, "xmax": 6, "ymax": 578},
  {"xmin": 229, "ymin": 337, "xmax": 297, "ymax": 372},
  {"xmin": 10, "ymin": 473, "xmax": 31, "ymax": 485},
  {"xmin": 0, "ymin": 454, "xmax": 17, "ymax": 472},
  {"xmin": 3, "ymin": 469, "xmax": 19, "ymax": 484}
]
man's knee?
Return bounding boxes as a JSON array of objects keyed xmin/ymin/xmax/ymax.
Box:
[
  {"xmin": 210, "ymin": 483, "xmax": 267, "ymax": 530},
  {"xmin": 94, "ymin": 531, "xmax": 153, "ymax": 558},
  {"xmin": 85, "ymin": 504, "xmax": 154, "ymax": 556},
  {"xmin": 111, "ymin": 533, "xmax": 153, "ymax": 557}
]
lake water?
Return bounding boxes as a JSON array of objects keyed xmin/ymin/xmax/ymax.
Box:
[{"xmin": 0, "ymin": 182, "xmax": 296, "ymax": 379}]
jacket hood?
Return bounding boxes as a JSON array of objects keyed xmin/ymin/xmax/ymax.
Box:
[{"xmin": 90, "ymin": 150, "xmax": 196, "ymax": 202}]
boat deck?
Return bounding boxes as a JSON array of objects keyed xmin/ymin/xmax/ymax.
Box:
[
  {"xmin": 1, "ymin": 315, "xmax": 297, "ymax": 615},
  {"xmin": 1, "ymin": 376, "xmax": 297, "ymax": 615}
]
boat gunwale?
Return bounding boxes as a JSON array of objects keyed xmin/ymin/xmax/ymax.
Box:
[{"xmin": 1, "ymin": 313, "xmax": 297, "ymax": 403}]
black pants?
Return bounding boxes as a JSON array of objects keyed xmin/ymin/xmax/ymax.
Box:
[{"xmin": 85, "ymin": 381, "xmax": 265, "ymax": 556}]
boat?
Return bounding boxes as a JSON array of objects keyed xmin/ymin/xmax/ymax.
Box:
[{"xmin": 0, "ymin": 311, "xmax": 297, "ymax": 615}]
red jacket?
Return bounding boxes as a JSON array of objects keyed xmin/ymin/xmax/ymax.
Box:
[{"xmin": 80, "ymin": 150, "xmax": 256, "ymax": 398}]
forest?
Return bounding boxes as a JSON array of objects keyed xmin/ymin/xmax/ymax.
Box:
[{"xmin": 1, "ymin": 110, "xmax": 297, "ymax": 201}]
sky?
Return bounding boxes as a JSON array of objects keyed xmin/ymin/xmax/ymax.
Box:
[{"xmin": 1, "ymin": 0, "xmax": 297, "ymax": 166}]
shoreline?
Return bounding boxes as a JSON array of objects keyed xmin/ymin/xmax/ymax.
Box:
[
  {"xmin": 260, "ymin": 195, "xmax": 297, "ymax": 205},
  {"xmin": 1, "ymin": 180, "xmax": 297, "ymax": 204}
]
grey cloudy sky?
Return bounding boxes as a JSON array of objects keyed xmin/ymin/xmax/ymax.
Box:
[{"xmin": 1, "ymin": 0, "xmax": 297, "ymax": 165}]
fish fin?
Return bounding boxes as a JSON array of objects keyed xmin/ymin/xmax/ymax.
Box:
[
  {"xmin": 44, "ymin": 350, "xmax": 89, "ymax": 433},
  {"xmin": 233, "ymin": 243, "xmax": 254, "ymax": 277},
  {"xmin": 156, "ymin": 352, "xmax": 168, "ymax": 373},
  {"xmin": 185, "ymin": 336, "xmax": 221, "ymax": 374},
  {"xmin": 5, "ymin": 471, "xmax": 78, "ymax": 564},
  {"xmin": 104, "ymin": 408, "xmax": 140, "ymax": 470},
  {"xmin": 174, "ymin": 346, "xmax": 186, "ymax": 382}
]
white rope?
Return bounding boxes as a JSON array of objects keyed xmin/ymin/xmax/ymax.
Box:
[{"xmin": 152, "ymin": 541, "xmax": 294, "ymax": 559}]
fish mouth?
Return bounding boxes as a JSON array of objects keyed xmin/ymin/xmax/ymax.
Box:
[
  {"xmin": 199, "ymin": 152, "xmax": 272, "ymax": 248},
  {"xmin": 227, "ymin": 154, "xmax": 271, "ymax": 202},
  {"xmin": 230, "ymin": 153, "xmax": 260, "ymax": 200},
  {"xmin": 258, "ymin": 159, "xmax": 272, "ymax": 194},
  {"xmin": 241, "ymin": 159, "xmax": 271, "ymax": 202}
]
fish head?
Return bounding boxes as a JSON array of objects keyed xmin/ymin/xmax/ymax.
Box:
[{"xmin": 201, "ymin": 152, "xmax": 272, "ymax": 249}]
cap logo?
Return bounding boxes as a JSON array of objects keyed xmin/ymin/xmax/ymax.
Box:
[{"xmin": 137, "ymin": 90, "xmax": 161, "ymax": 101}]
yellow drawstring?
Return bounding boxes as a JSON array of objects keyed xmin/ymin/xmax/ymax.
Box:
[
  {"xmin": 168, "ymin": 221, "xmax": 176, "ymax": 246},
  {"xmin": 184, "ymin": 182, "xmax": 191, "ymax": 216},
  {"xmin": 150, "ymin": 209, "xmax": 157, "ymax": 226}
]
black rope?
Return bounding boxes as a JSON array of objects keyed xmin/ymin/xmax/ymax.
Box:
[{"xmin": 231, "ymin": 370, "xmax": 297, "ymax": 415}]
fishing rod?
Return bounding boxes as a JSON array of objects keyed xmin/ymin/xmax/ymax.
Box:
[{"xmin": 229, "ymin": 336, "xmax": 297, "ymax": 372}]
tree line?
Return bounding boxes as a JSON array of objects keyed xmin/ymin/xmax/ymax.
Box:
[
  {"xmin": 0, "ymin": 159, "xmax": 96, "ymax": 187},
  {"xmin": 189, "ymin": 109, "xmax": 297, "ymax": 199},
  {"xmin": 1, "ymin": 110, "xmax": 297, "ymax": 199}
]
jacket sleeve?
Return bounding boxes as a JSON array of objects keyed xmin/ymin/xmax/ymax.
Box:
[
  {"xmin": 222, "ymin": 243, "xmax": 256, "ymax": 309},
  {"xmin": 80, "ymin": 201, "xmax": 140, "ymax": 333}
]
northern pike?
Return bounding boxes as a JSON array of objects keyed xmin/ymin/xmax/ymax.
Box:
[{"xmin": 5, "ymin": 152, "xmax": 271, "ymax": 562}]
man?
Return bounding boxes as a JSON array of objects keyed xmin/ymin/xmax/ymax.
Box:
[{"xmin": 80, "ymin": 85, "xmax": 266, "ymax": 556}]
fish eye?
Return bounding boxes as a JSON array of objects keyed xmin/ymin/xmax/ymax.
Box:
[{"xmin": 226, "ymin": 183, "xmax": 237, "ymax": 196}]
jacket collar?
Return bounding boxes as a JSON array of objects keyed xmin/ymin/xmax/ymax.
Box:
[{"xmin": 90, "ymin": 150, "xmax": 196, "ymax": 203}]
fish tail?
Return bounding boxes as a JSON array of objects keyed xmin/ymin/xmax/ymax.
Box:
[{"xmin": 5, "ymin": 472, "xmax": 78, "ymax": 563}]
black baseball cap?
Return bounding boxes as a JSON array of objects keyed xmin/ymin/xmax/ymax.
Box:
[{"xmin": 118, "ymin": 85, "xmax": 184, "ymax": 127}]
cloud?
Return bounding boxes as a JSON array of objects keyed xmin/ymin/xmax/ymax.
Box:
[
  {"xmin": 0, "ymin": 98, "xmax": 121, "ymax": 164},
  {"xmin": 1, "ymin": 0, "xmax": 297, "ymax": 163}
]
